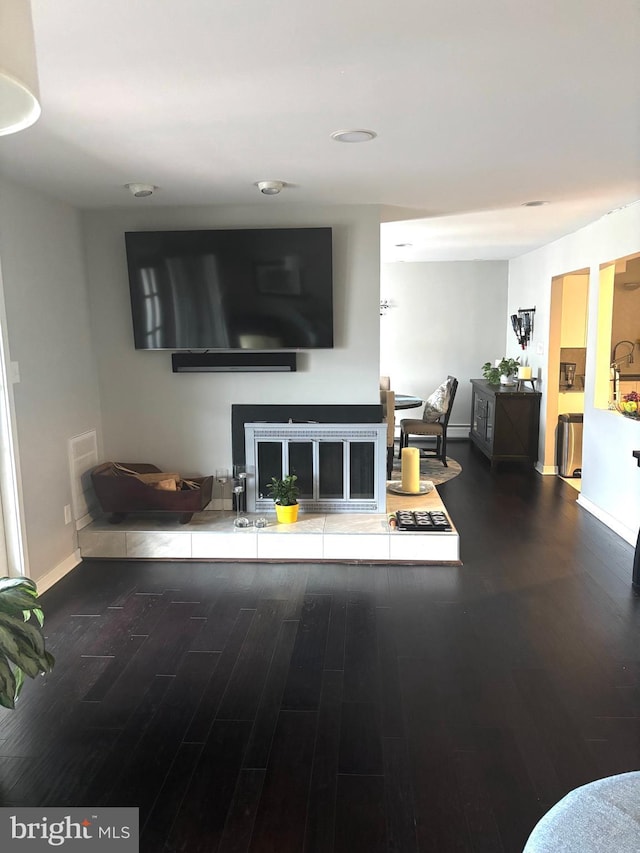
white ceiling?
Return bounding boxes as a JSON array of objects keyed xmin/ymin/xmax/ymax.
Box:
[{"xmin": 1, "ymin": 0, "xmax": 638, "ymax": 260}]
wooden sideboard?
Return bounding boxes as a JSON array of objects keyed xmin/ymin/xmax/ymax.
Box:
[{"xmin": 469, "ymin": 379, "xmax": 542, "ymax": 468}]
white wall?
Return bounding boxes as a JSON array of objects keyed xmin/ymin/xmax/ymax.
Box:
[
  {"xmin": 82, "ymin": 204, "xmax": 381, "ymax": 475},
  {"xmin": 508, "ymin": 202, "xmax": 640, "ymax": 545},
  {"xmin": 380, "ymin": 261, "xmax": 509, "ymax": 433},
  {"xmin": 0, "ymin": 177, "xmax": 102, "ymax": 585}
]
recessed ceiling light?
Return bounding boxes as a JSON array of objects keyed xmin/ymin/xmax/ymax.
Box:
[
  {"xmin": 125, "ymin": 183, "xmax": 156, "ymax": 197},
  {"xmin": 522, "ymin": 200, "xmax": 549, "ymax": 207},
  {"xmin": 256, "ymin": 180, "xmax": 285, "ymax": 195},
  {"xmin": 330, "ymin": 129, "xmax": 377, "ymax": 143}
]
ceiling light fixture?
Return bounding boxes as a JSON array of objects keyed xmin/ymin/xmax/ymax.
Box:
[
  {"xmin": 256, "ymin": 180, "xmax": 284, "ymax": 195},
  {"xmin": 0, "ymin": 0, "xmax": 41, "ymax": 136},
  {"xmin": 330, "ymin": 129, "xmax": 377, "ymax": 143},
  {"xmin": 521, "ymin": 200, "xmax": 550, "ymax": 207},
  {"xmin": 125, "ymin": 183, "xmax": 156, "ymax": 198}
]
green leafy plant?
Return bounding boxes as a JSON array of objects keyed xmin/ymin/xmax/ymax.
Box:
[
  {"xmin": 482, "ymin": 357, "xmax": 521, "ymax": 385},
  {"xmin": 266, "ymin": 473, "xmax": 300, "ymax": 506},
  {"xmin": 0, "ymin": 576, "xmax": 54, "ymax": 709}
]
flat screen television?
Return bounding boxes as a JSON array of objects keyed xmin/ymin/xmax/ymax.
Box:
[{"xmin": 125, "ymin": 227, "xmax": 333, "ymax": 350}]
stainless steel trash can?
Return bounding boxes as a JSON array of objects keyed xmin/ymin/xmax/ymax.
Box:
[{"xmin": 557, "ymin": 413, "xmax": 583, "ymax": 478}]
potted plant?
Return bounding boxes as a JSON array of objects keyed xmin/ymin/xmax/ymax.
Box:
[
  {"xmin": 482, "ymin": 357, "xmax": 521, "ymax": 386},
  {"xmin": 267, "ymin": 473, "xmax": 300, "ymax": 524},
  {"xmin": 0, "ymin": 576, "xmax": 54, "ymax": 709}
]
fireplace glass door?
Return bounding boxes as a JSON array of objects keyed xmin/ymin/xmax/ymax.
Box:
[
  {"xmin": 318, "ymin": 442, "xmax": 344, "ymax": 499},
  {"xmin": 259, "ymin": 439, "xmax": 375, "ymax": 502},
  {"xmin": 288, "ymin": 442, "xmax": 314, "ymax": 499},
  {"xmin": 349, "ymin": 442, "xmax": 375, "ymax": 499},
  {"xmin": 256, "ymin": 441, "xmax": 282, "ymax": 498},
  {"xmin": 246, "ymin": 422, "xmax": 387, "ymax": 513}
]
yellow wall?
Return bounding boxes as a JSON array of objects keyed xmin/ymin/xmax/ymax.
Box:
[
  {"xmin": 611, "ymin": 256, "xmax": 640, "ymax": 378},
  {"xmin": 560, "ymin": 274, "xmax": 589, "ymax": 348},
  {"xmin": 544, "ymin": 272, "xmax": 589, "ymax": 468}
]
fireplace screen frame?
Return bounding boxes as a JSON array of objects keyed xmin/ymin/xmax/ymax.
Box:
[{"xmin": 244, "ymin": 422, "xmax": 388, "ymax": 513}]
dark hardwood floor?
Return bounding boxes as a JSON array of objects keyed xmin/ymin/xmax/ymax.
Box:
[{"xmin": 1, "ymin": 440, "xmax": 638, "ymax": 852}]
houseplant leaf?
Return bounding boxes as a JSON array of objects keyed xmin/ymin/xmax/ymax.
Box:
[
  {"xmin": 266, "ymin": 474, "xmax": 299, "ymax": 506},
  {"xmin": 0, "ymin": 655, "xmax": 16, "ymax": 709},
  {"xmin": 482, "ymin": 357, "xmax": 521, "ymax": 385},
  {"xmin": 0, "ymin": 623, "xmax": 23, "ymax": 669},
  {"xmin": 0, "ymin": 577, "xmax": 37, "ymax": 595},
  {"xmin": 0, "ymin": 587, "xmax": 44, "ymax": 617},
  {"xmin": 13, "ymin": 665, "xmax": 24, "ymax": 700},
  {"xmin": 0, "ymin": 576, "xmax": 54, "ymax": 708},
  {"xmin": 0, "ymin": 612, "xmax": 46, "ymax": 656},
  {"xmin": 0, "ymin": 632, "xmax": 42, "ymax": 678}
]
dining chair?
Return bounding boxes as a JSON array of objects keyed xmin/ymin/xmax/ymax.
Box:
[
  {"xmin": 398, "ymin": 376, "xmax": 458, "ymax": 466},
  {"xmin": 380, "ymin": 389, "xmax": 396, "ymax": 478}
]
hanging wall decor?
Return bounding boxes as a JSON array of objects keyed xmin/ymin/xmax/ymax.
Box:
[{"xmin": 511, "ymin": 307, "xmax": 536, "ymax": 350}]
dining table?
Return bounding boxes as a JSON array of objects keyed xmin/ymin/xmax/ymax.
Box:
[{"xmin": 394, "ymin": 394, "xmax": 423, "ymax": 410}]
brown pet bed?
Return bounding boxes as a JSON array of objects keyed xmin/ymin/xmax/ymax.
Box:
[{"xmin": 91, "ymin": 462, "xmax": 213, "ymax": 524}]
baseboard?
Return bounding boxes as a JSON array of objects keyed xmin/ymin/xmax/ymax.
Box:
[
  {"xmin": 34, "ymin": 549, "xmax": 82, "ymax": 594},
  {"xmin": 396, "ymin": 427, "xmax": 470, "ymax": 443},
  {"xmin": 536, "ymin": 462, "xmax": 558, "ymax": 475},
  {"xmin": 75, "ymin": 511, "xmax": 96, "ymax": 531},
  {"xmin": 577, "ymin": 495, "xmax": 638, "ymax": 547},
  {"xmin": 447, "ymin": 425, "xmax": 470, "ymax": 441}
]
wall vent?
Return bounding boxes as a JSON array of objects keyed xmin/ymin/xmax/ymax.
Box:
[{"xmin": 68, "ymin": 429, "xmax": 99, "ymax": 529}]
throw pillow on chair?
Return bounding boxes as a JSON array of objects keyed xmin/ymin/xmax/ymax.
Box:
[{"xmin": 422, "ymin": 381, "xmax": 451, "ymax": 422}]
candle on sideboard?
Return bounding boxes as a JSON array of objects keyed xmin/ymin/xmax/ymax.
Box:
[
  {"xmin": 401, "ymin": 447, "xmax": 420, "ymax": 493},
  {"xmin": 518, "ymin": 366, "xmax": 533, "ymax": 379}
]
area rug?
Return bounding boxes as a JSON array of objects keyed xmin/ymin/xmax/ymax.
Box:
[{"xmin": 389, "ymin": 454, "xmax": 462, "ymax": 486}]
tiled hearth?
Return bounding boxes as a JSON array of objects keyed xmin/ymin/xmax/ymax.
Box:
[{"xmin": 78, "ymin": 489, "xmax": 460, "ymax": 564}]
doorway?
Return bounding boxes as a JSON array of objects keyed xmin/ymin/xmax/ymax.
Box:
[
  {"xmin": 593, "ymin": 253, "xmax": 640, "ymax": 411},
  {"xmin": 546, "ymin": 270, "xmax": 590, "ymax": 489},
  {"xmin": 0, "ymin": 261, "xmax": 28, "ymax": 577}
]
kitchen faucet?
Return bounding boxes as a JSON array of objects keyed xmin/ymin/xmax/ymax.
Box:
[
  {"xmin": 611, "ymin": 340, "xmax": 635, "ymax": 367},
  {"xmin": 610, "ymin": 340, "xmax": 636, "ymax": 401}
]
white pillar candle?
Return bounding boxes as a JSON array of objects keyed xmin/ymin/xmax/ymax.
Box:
[
  {"xmin": 401, "ymin": 447, "xmax": 420, "ymax": 492},
  {"xmin": 518, "ymin": 366, "xmax": 532, "ymax": 379}
]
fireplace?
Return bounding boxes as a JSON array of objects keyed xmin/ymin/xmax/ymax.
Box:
[
  {"xmin": 244, "ymin": 421, "xmax": 387, "ymax": 513},
  {"xmin": 231, "ymin": 403, "xmax": 383, "ymax": 466}
]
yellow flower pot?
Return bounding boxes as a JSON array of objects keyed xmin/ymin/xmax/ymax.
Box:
[{"xmin": 275, "ymin": 503, "xmax": 299, "ymax": 524}]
